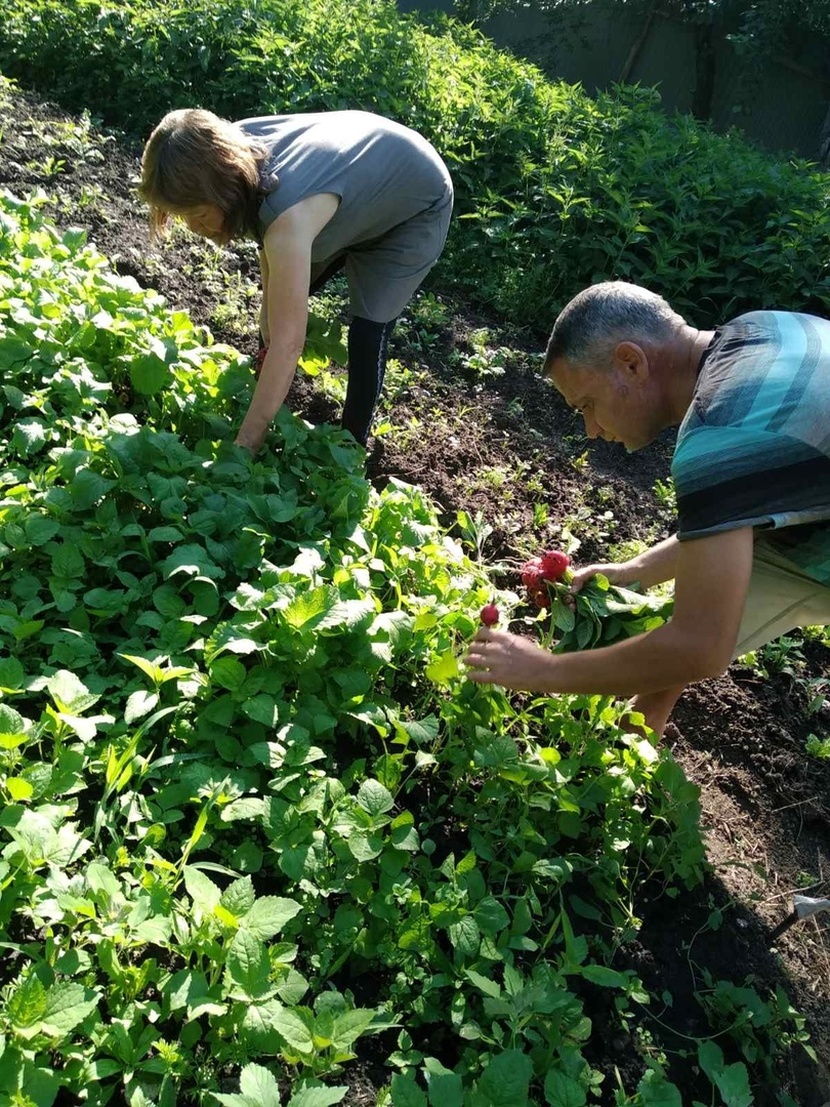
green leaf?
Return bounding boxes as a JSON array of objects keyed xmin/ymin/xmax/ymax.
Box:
[
  {"xmin": 579, "ymin": 965, "xmax": 629, "ymax": 988},
  {"xmin": 270, "ymin": 1008, "xmax": 315, "ymax": 1054},
  {"xmin": 242, "ymin": 896, "xmax": 302, "ymax": 941},
  {"xmin": 240, "ymin": 997, "xmax": 286, "ymax": 1050},
  {"xmin": 465, "ymin": 970, "xmax": 501, "ymax": 999},
  {"xmin": 287, "ymin": 1085, "xmax": 348, "ymax": 1107},
  {"xmin": 474, "ymin": 896, "xmax": 510, "ymax": 935},
  {"xmin": 221, "ymin": 876, "xmax": 256, "ymax": 918},
  {"xmin": 448, "ymin": 916, "xmax": 480, "ymax": 957},
  {"xmin": 226, "ymin": 931, "xmax": 272, "ymax": 1000},
  {"xmin": 46, "ymin": 670, "xmax": 99, "ymax": 714},
  {"xmin": 476, "ymin": 1049, "xmax": 533, "ymax": 1107},
  {"xmin": 161, "ymin": 544, "xmax": 222, "ymax": 581},
  {"xmin": 119, "ymin": 653, "xmax": 164, "ymax": 683},
  {"xmin": 0, "ymin": 656, "xmax": 25, "ymax": 692},
  {"xmin": 0, "ymin": 704, "xmax": 28, "ymax": 749},
  {"xmin": 714, "ymin": 1064, "xmax": 753, "ymax": 1107},
  {"xmin": 544, "ymin": 1069, "xmax": 586, "ymax": 1107},
  {"xmin": 282, "ymin": 588, "xmax": 333, "ymax": 630},
  {"xmin": 25, "ymin": 514, "xmax": 60, "ymax": 546},
  {"xmin": 7, "ymin": 973, "xmax": 47, "ymax": 1032},
  {"xmin": 636, "ymin": 1069, "xmax": 682, "ymax": 1107},
  {"xmin": 356, "ymin": 779, "xmax": 394, "ymax": 817},
  {"xmin": 424, "ymin": 1056, "xmax": 463, "ymax": 1107},
  {"xmin": 5, "ymin": 777, "xmax": 34, "ymax": 801},
  {"xmin": 211, "ymin": 656, "xmax": 247, "ymax": 692},
  {"xmin": 130, "ymin": 352, "xmax": 171, "ymax": 395},
  {"xmin": 70, "ymin": 469, "xmax": 115, "ymax": 510},
  {"xmin": 425, "ymin": 650, "xmax": 460, "ymax": 684},
  {"xmin": 347, "ymin": 830, "xmax": 384, "ymax": 862},
  {"xmin": 40, "ymin": 982, "xmax": 98, "ymax": 1037},
  {"xmin": 697, "ymin": 1040, "xmax": 724, "ymax": 1083},
  {"xmin": 125, "ymin": 689, "xmax": 159, "ymax": 724},
  {"xmin": 390, "ymin": 1075, "xmax": 428, "ymax": 1107},
  {"xmin": 330, "ymin": 1008, "xmax": 377, "ymax": 1050},
  {"xmin": 240, "ymin": 1063, "xmax": 282, "ymax": 1107},
  {"xmin": 183, "ymin": 866, "xmax": 222, "ymax": 910},
  {"xmin": 51, "ymin": 544, "xmax": 85, "ymax": 579},
  {"xmin": 398, "ymin": 715, "xmax": 440, "ymax": 745},
  {"xmin": 12, "ymin": 418, "xmax": 47, "ymax": 456}
]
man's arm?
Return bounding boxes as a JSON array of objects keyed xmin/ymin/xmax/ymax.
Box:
[
  {"xmin": 571, "ymin": 534, "xmax": 680, "ymax": 592},
  {"xmin": 466, "ymin": 527, "xmax": 754, "ymax": 697},
  {"xmin": 236, "ymin": 193, "xmax": 339, "ymax": 453}
]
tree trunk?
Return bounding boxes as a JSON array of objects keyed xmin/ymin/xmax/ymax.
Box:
[
  {"xmin": 619, "ymin": 1, "xmax": 657, "ymax": 83},
  {"xmin": 819, "ymin": 100, "xmax": 830, "ymax": 167},
  {"xmin": 691, "ymin": 20, "xmax": 717, "ymax": 120}
]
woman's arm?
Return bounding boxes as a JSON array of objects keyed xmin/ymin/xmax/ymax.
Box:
[
  {"xmin": 258, "ymin": 248, "xmax": 270, "ymax": 346},
  {"xmin": 236, "ymin": 193, "xmax": 339, "ymax": 452}
]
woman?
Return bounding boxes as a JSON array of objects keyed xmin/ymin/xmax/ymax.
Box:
[{"xmin": 138, "ymin": 107, "xmax": 453, "ymax": 451}]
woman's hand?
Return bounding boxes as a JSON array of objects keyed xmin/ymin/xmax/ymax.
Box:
[
  {"xmin": 234, "ymin": 423, "xmax": 267, "ymax": 453},
  {"xmin": 465, "ymin": 628, "xmax": 556, "ymax": 692}
]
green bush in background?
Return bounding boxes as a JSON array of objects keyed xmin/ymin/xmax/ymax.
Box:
[{"xmin": 0, "ymin": 0, "xmax": 828, "ymax": 325}]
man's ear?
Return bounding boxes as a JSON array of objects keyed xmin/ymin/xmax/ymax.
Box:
[{"xmin": 613, "ymin": 340, "xmax": 649, "ymax": 382}]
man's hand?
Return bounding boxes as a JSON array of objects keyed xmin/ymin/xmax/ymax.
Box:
[
  {"xmin": 465, "ymin": 627, "xmax": 557, "ymax": 692},
  {"xmin": 571, "ymin": 560, "xmax": 640, "ymax": 594}
]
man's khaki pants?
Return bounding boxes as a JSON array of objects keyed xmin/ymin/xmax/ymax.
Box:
[{"xmin": 734, "ymin": 539, "xmax": 830, "ymax": 656}]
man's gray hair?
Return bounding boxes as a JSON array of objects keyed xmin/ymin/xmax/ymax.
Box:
[{"xmin": 545, "ymin": 281, "xmax": 688, "ymax": 371}]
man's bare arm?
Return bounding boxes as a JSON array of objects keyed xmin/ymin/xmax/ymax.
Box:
[{"xmin": 466, "ymin": 527, "xmax": 754, "ymax": 697}]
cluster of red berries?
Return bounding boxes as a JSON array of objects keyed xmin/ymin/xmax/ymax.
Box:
[{"xmin": 520, "ymin": 549, "xmax": 571, "ymax": 608}]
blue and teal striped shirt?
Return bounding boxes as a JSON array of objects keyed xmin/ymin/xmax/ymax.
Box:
[{"xmin": 673, "ymin": 311, "xmax": 830, "ymax": 585}]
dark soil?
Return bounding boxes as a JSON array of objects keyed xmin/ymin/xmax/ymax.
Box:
[{"xmin": 1, "ymin": 82, "xmax": 828, "ymax": 1106}]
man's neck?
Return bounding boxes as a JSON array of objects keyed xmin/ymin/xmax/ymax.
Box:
[{"xmin": 664, "ymin": 325, "xmax": 716, "ymax": 424}]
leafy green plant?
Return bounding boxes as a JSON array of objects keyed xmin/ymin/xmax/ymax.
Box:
[
  {"xmin": 806, "ymin": 734, "xmax": 830, "ymax": 759},
  {"xmin": 696, "ymin": 975, "xmax": 817, "ymax": 1105},
  {"xmin": 1, "ymin": 0, "xmax": 829, "ymax": 329},
  {"xmin": 0, "ymin": 189, "xmax": 719, "ymax": 1102}
]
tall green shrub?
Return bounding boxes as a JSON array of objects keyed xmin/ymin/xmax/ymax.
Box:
[{"xmin": 0, "ymin": 0, "xmax": 828, "ymax": 327}]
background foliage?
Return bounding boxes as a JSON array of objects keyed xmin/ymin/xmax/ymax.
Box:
[{"xmin": 0, "ymin": 0, "xmax": 828, "ymax": 328}]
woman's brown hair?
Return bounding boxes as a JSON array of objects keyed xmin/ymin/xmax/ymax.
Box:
[{"xmin": 139, "ymin": 108, "xmax": 268, "ymax": 241}]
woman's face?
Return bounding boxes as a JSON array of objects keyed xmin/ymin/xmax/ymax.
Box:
[{"xmin": 180, "ymin": 204, "xmax": 229, "ymax": 245}]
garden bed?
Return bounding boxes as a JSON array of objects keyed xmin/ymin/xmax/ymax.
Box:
[{"xmin": 0, "ymin": 79, "xmax": 828, "ymax": 1105}]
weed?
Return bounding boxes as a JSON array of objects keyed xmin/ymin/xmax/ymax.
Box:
[
  {"xmin": 806, "ymin": 734, "xmax": 830, "ymax": 759},
  {"xmin": 653, "ymin": 477, "xmax": 676, "ymax": 512},
  {"xmin": 27, "ymin": 153, "xmax": 66, "ymax": 178}
]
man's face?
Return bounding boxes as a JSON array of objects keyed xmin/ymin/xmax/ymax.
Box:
[{"xmin": 548, "ymin": 350, "xmax": 658, "ymax": 452}]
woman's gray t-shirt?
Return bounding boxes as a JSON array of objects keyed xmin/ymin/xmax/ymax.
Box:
[{"xmin": 237, "ymin": 111, "xmax": 453, "ymax": 321}]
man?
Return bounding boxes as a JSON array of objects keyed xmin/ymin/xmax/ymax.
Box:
[{"xmin": 466, "ymin": 281, "xmax": 830, "ymax": 735}]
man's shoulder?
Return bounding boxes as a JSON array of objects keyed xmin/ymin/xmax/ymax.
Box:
[{"xmin": 719, "ymin": 309, "xmax": 830, "ymax": 345}]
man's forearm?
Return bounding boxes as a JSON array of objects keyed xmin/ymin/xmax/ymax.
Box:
[
  {"xmin": 484, "ymin": 618, "xmax": 722, "ymax": 699},
  {"xmin": 628, "ymin": 535, "xmax": 679, "ymax": 588},
  {"xmin": 547, "ymin": 625, "xmax": 714, "ymax": 695}
]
